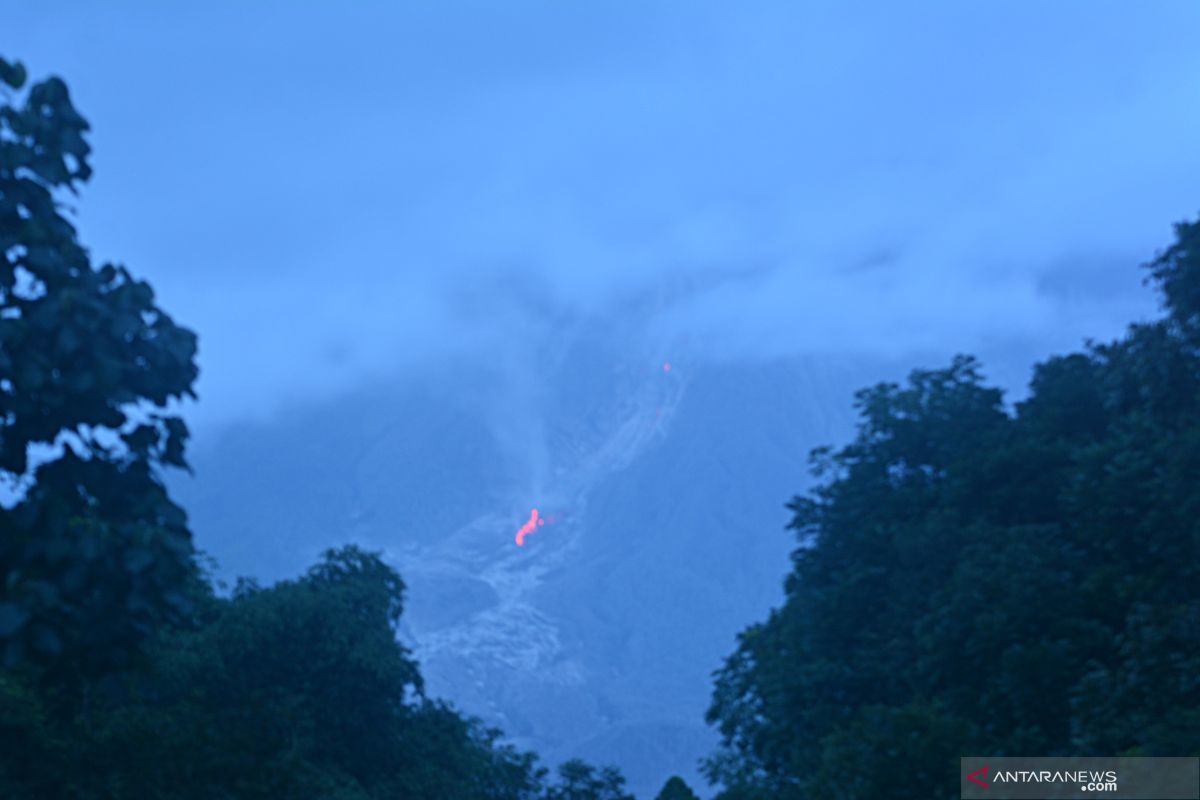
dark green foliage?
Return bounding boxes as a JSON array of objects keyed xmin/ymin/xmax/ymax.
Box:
[
  {"xmin": 655, "ymin": 775, "xmax": 700, "ymax": 800},
  {"xmin": 0, "ymin": 55, "xmax": 200, "ymax": 674},
  {"xmin": 85, "ymin": 546, "xmax": 425, "ymax": 798},
  {"xmin": 704, "ymin": 222, "xmax": 1200, "ymax": 798},
  {"xmin": 0, "ymin": 547, "xmax": 560, "ymax": 799},
  {"xmin": 1147, "ymin": 217, "xmax": 1200, "ymax": 340},
  {"xmin": 545, "ymin": 758, "xmax": 636, "ymax": 800}
]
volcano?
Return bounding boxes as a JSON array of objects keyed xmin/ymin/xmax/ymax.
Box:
[{"xmin": 173, "ymin": 328, "xmax": 886, "ymax": 797}]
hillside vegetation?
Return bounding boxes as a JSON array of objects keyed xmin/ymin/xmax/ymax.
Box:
[{"xmin": 705, "ymin": 218, "xmax": 1200, "ymax": 798}]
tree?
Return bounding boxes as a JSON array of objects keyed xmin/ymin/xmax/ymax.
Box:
[
  {"xmin": 704, "ymin": 219, "xmax": 1200, "ymax": 798},
  {"xmin": 0, "ymin": 56, "xmax": 200, "ymax": 675},
  {"xmin": 1, "ymin": 546, "xmax": 556, "ymax": 800},
  {"xmin": 1146, "ymin": 216, "xmax": 1200, "ymax": 341},
  {"xmin": 655, "ymin": 775, "xmax": 701, "ymax": 800},
  {"xmin": 545, "ymin": 759, "xmax": 636, "ymax": 800}
]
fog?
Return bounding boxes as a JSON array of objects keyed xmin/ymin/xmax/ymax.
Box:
[{"xmin": 11, "ymin": 1, "xmax": 1200, "ymax": 428}]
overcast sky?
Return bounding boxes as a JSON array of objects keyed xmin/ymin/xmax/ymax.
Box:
[{"xmin": 9, "ymin": 2, "xmax": 1200, "ymax": 426}]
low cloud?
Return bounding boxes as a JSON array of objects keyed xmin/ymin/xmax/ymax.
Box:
[{"xmin": 13, "ymin": 0, "xmax": 1200, "ymax": 426}]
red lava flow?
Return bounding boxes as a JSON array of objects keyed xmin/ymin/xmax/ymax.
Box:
[{"xmin": 515, "ymin": 508, "xmax": 546, "ymax": 546}]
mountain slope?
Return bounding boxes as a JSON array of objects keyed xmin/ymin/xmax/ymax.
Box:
[{"xmin": 173, "ymin": 343, "xmax": 882, "ymax": 797}]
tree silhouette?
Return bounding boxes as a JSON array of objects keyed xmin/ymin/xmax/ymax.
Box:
[{"xmin": 0, "ymin": 55, "xmax": 199, "ymax": 676}]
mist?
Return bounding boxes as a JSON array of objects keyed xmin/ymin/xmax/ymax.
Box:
[{"xmin": 11, "ymin": 1, "xmax": 1200, "ymax": 428}]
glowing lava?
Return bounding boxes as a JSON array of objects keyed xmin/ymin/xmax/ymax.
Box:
[{"xmin": 515, "ymin": 508, "xmax": 546, "ymax": 546}]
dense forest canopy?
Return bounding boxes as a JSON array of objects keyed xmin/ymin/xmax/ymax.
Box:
[{"xmin": 704, "ymin": 221, "xmax": 1200, "ymax": 797}]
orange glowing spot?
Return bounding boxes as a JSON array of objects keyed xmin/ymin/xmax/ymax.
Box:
[
  {"xmin": 516, "ymin": 508, "xmax": 540, "ymax": 546},
  {"xmin": 662, "ymin": 362, "xmax": 672, "ymax": 373}
]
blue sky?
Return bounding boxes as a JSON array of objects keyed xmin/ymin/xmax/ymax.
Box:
[{"xmin": 9, "ymin": 1, "xmax": 1200, "ymax": 425}]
